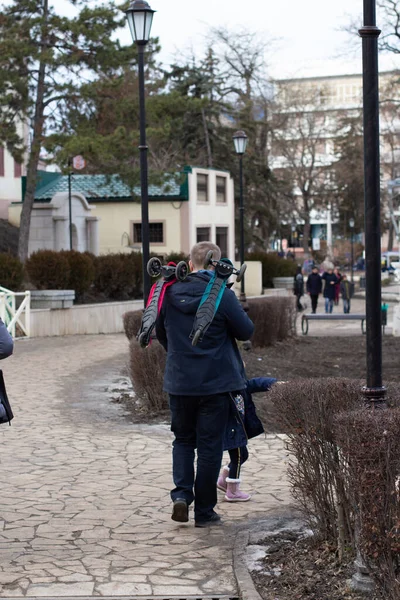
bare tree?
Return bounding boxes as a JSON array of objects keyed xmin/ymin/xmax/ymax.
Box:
[{"xmin": 271, "ymin": 84, "xmax": 334, "ymax": 254}]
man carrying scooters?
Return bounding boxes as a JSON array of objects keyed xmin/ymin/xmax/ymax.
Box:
[{"xmin": 156, "ymin": 242, "xmax": 254, "ymax": 528}]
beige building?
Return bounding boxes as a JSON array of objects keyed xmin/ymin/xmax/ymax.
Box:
[
  {"xmin": 0, "ymin": 122, "xmax": 28, "ymax": 219},
  {"xmin": 271, "ymin": 70, "xmax": 400, "ymax": 251},
  {"xmin": 9, "ymin": 166, "xmax": 236, "ymax": 259}
]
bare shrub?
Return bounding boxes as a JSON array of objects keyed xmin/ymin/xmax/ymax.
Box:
[
  {"xmin": 123, "ymin": 310, "xmax": 143, "ymax": 340},
  {"xmin": 247, "ymin": 296, "xmax": 296, "ymax": 348},
  {"xmin": 335, "ymin": 407, "xmax": 400, "ymax": 599},
  {"xmin": 257, "ymin": 378, "xmax": 364, "ymax": 551},
  {"xmin": 129, "ymin": 338, "xmax": 168, "ymax": 414}
]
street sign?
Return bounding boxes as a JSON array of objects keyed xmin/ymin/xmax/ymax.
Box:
[{"xmin": 72, "ymin": 155, "xmax": 86, "ymax": 170}]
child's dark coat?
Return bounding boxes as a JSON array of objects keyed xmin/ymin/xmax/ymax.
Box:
[{"xmin": 224, "ymin": 377, "xmax": 276, "ymax": 450}]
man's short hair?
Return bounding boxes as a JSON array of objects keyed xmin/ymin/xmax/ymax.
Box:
[{"xmin": 190, "ymin": 241, "xmax": 221, "ymax": 269}]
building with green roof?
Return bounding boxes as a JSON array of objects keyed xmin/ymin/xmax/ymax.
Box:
[{"xmin": 9, "ymin": 167, "xmax": 235, "ymax": 258}]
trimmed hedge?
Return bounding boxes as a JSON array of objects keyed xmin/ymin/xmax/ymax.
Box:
[
  {"xmin": 247, "ymin": 296, "xmax": 297, "ymax": 347},
  {"xmin": 246, "ymin": 251, "xmax": 298, "ymax": 288},
  {"xmin": 0, "ymin": 253, "xmax": 24, "ymax": 291},
  {"xmin": 94, "ymin": 253, "xmax": 143, "ymax": 300},
  {"xmin": 60, "ymin": 250, "xmax": 95, "ymax": 299},
  {"xmin": 123, "ymin": 310, "xmax": 143, "ymax": 341},
  {"xmin": 26, "ymin": 250, "xmax": 71, "ymax": 290}
]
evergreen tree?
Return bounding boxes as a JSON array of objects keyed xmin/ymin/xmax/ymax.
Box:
[{"xmin": 0, "ymin": 0, "xmax": 134, "ymax": 262}]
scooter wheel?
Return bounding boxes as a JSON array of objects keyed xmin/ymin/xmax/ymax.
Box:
[
  {"xmin": 236, "ymin": 263, "xmax": 247, "ymax": 283},
  {"xmin": 147, "ymin": 257, "xmax": 162, "ymax": 277},
  {"xmin": 176, "ymin": 261, "xmax": 189, "ymax": 281},
  {"xmin": 192, "ymin": 329, "xmax": 202, "ymax": 346},
  {"xmin": 204, "ymin": 250, "xmax": 213, "ymax": 268},
  {"xmin": 138, "ymin": 331, "xmax": 149, "ymax": 348}
]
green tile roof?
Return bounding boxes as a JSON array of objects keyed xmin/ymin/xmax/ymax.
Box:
[{"xmin": 33, "ymin": 173, "xmax": 188, "ymax": 202}]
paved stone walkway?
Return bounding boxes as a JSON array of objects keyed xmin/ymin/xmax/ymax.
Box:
[{"xmin": 0, "ymin": 334, "xmax": 291, "ymax": 597}]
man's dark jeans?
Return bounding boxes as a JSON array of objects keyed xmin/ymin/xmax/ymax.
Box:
[{"xmin": 169, "ymin": 393, "xmax": 230, "ymax": 523}]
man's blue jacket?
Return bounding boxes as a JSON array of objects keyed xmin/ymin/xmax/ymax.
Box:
[{"xmin": 155, "ymin": 271, "xmax": 254, "ymax": 396}]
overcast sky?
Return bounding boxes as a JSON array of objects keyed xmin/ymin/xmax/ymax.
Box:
[{"xmin": 125, "ymin": 0, "xmax": 398, "ymax": 79}]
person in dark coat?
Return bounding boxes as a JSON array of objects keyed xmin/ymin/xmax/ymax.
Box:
[
  {"xmin": 0, "ymin": 319, "xmax": 13, "ymax": 359},
  {"xmin": 217, "ymin": 376, "xmax": 277, "ymax": 502},
  {"xmin": 0, "ymin": 318, "xmax": 14, "ymax": 424},
  {"xmin": 340, "ymin": 274, "xmax": 354, "ymax": 313},
  {"xmin": 306, "ymin": 265, "xmax": 322, "ymax": 314},
  {"xmin": 333, "ymin": 267, "xmax": 342, "ymax": 305},
  {"xmin": 322, "ymin": 268, "xmax": 338, "ymax": 313},
  {"xmin": 293, "ymin": 266, "xmax": 304, "ymax": 311},
  {"xmin": 156, "ymin": 241, "xmax": 254, "ymax": 528}
]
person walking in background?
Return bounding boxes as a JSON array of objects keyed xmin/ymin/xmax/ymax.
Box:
[
  {"xmin": 340, "ymin": 274, "xmax": 353, "ymax": 314},
  {"xmin": 306, "ymin": 265, "xmax": 322, "ymax": 314},
  {"xmin": 293, "ymin": 266, "xmax": 304, "ymax": 312},
  {"xmin": 322, "ymin": 267, "xmax": 338, "ymax": 314},
  {"xmin": 156, "ymin": 241, "xmax": 254, "ymax": 528},
  {"xmin": 333, "ymin": 267, "xmax": 342, "ymax": 306}
]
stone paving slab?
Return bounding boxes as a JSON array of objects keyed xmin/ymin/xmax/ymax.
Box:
[{"xmin": 0, "ymin": 334, "xmax": 291, "ymax": 597}]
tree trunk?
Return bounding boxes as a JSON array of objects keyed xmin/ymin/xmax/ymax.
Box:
[
  {"xmin": 303, "ymin": 219, "xmax": 311, "ymax": 255},
  {"xmin": 18, "ymin": 0, "xmax": 48, "ymax": 263},
  {"xmin": 201, "ymin": 108, "xmax": 212, "ymax": 168},
  {"xmin": 388, "ymin": 220, "xmax": 394, "ymax": 251}
]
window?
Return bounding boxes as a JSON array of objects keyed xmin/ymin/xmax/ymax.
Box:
[
  {"xmin": 216, "ymin": 227, "xmax": 228, "ymax": 258},
  {"xmin": 133, "ymin": 222, "xmax": 164, "ymax": 244},
  {"xmin": 196, "ymin": 227, "xmax": 211, "ymax": 243},
  {"xmin": 0, "ymin": 147, "xmax": 4, "ymax": 177},
  {"xmin": 14, "ymin": 160, "xmax": 22, "ymax": 178},
  {"xmin": 197, "ymin": 173, "xmax": 208, "ymax": 202},
  {"xmin": 216, "ymin": 176, "xmax": 226, "ymax": 203}
]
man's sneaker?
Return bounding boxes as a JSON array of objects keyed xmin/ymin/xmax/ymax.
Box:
[
  {"xmin": 171, "ymin": 498, "xmax": 189, "ymax": 523},
  {"xmin": 195, "ymin": 511, "xmax": 222, "ymax": 528}
]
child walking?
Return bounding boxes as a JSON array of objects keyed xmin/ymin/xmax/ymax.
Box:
[{"xmin": 217, "ymin": 376, "xmax": 277, "ymax": 501}]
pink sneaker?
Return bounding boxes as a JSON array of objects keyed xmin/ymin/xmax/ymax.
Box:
[
  {"xmin": 217, "ymin": 466, "xmax": 230, "ymax": 492},
  {"xmin": 225, "ymin": 478, "xmax": 251, "ymax": 502}
]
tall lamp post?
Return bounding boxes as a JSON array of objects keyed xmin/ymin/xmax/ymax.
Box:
[
  {"xmin": 359, "ymin": 0, "xmax": 385, "ymax": 407},
  {"xmin": 350, "ymin": 0, "xmax": 386, "ymax": 592},
  {"xmin": 125, "ymin": 0, "xmax": 155, "ymax": 307},
  {"xmin": 349, "ymin": 217, "xmax": 355, "ymax": 284},
  {"xmin": 233, "ymin": 130, "xmax": 248, "ymax": 304}
]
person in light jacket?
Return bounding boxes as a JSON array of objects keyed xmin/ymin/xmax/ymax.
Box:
[{"xmin": 340, "ymin": 274, "xmax": 354, "ymax": 314}]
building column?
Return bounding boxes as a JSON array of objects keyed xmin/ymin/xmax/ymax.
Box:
[
  {"xmin": 53, "ymin": 217, "xmax": 68, "ymax": 251},
  {"xmin": 86, "ymin": 217, "xmax": 100, "ymax": 255}
]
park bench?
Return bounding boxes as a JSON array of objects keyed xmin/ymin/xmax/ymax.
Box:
[{"xmin": 301, "ymin": 313, "xmax": 367, "ymax": 335}]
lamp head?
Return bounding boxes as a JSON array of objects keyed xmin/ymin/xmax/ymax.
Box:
[
  {"xmin": 125, "ymin": 0, "xmax": 155, "ymax": 45},
  {"xmin": 233, "ymin": 130, "xmax": 248, "ymax": 155}
]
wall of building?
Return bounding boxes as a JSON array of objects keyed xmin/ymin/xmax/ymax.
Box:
[
  {"xmin": 0, "ymin": 122, "xmax": 28, "ymax": 219},
  {"xmin": 90, "ymin": 201, "xmax": 183, "ymax": 255},
  {"xmin": 187, "ymin": 168, "xmax": 235, "ymax": 260}
]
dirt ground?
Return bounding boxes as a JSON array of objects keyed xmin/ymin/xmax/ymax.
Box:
[
  {"xmin": 243, "ymin": 335, "xmax": 399, "ymax": 433},
  {"xmin": 251, "ymin": 531, "xmax": 383, "ymax": 600}
]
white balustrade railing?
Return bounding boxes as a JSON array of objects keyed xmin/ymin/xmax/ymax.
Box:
[{"xmin": 0, "ymin": 286, "xmax": 31, "ymax": 338}]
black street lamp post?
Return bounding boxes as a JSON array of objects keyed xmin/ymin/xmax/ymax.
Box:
[
  {"xmin": 233, "ymin": 130, "xmax": 248, "ymax": 304},
  {"xmin": 349, "ymin": 217, "xmax": 355, "ymax": 284},
  {"xmin": 359, "ymin": 0, "xmax": 386, "ymax": 407},
  {"xmin": 125, "ymin": 0, "xmax": 155, "ymax": 307},
  {"xmin": 68, "ymin": 158, "xmax": 73, "ymax": 250},
  {"xmin": 350, "ymin": 0, "xmax": 386, "ymax": 592}
]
